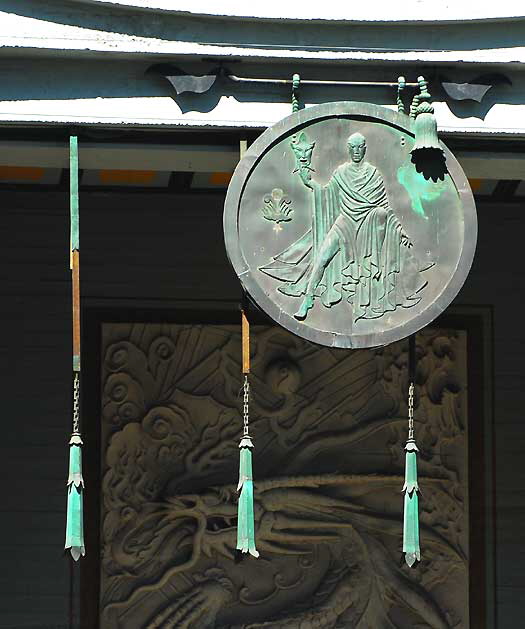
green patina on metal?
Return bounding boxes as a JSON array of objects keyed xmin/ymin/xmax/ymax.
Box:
[
  {"xmin": 402, "ymin": 347, "xmax": 421, "ymax": 568},
  {"xmin": 397, "ymin": 76, "xmax": 406, "ymax": 115},
  {"xmin": 262, "ymin": 130, "xmax": 427, "ymax": 324},
  {"xmin": 236, "ymin": 436, "xmax": 259, "ymax": 557},
  {"xmin": 402, "ymin": 435, "xmax": 421, "ymax": 567},
  {"xmin": 224, "ymin": 92, "xmax": 477, "ymax": 349},
  {"xmin": 403, "ymin": 482, "xmax": 420, "ymax": 565},
  {"xmin": 65, "ymin": 137, "xmax": 85, "ymax": 561},
  {"xmin": 260, "ymin": 188, "xmax": 293, "ymax": 225},
  {"xmin": 397, "ymin": 164, "xmax": 447, "ymax": 218},
  {"xmin": 291, "ymin": 73, "xmax": 300, "ymax": 114},
  {"xmin": 410, "ymin": 77, "xmax": 443, "ymax": 155},
  {"xmin": 70, "ymin": 136, "xmax": 79, "ymax": 251},
  {"xmin": 65, "ymin": 432, "xmax": 85, "ymax": 561},
  {"xmin": 403, "ymin": 448, "xmax": 419, "ymax": 495}
]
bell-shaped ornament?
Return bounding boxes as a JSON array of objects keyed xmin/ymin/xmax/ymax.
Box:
[
  {"xmin": 410, "ymin": 76, "xmax": 443, "ymax": 157},
  {"xmin": 412, "ymin": 102, "xmax": 441, "ymax": 153}
]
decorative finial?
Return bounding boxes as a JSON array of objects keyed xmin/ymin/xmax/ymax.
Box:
[
  {"xmin": 397, "ymin": 76, "xmax": 406, "ymax": 115},
  {"xmin": 292, "ymin": 73, "xmax": 300, "ymax": 114}
]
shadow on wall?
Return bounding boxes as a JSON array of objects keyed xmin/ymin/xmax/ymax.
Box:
[
  {"xmin": 0, "ymin": 0, "xmax": 521, "ymax": 118},
  {"xmin": 0, "ymin": 55, "xmax": 520, "ymax": 120}
]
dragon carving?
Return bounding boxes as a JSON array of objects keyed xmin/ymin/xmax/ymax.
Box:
[{"xmin": 100, "ymin": 324, "xmax": 469, "ymax": 628}]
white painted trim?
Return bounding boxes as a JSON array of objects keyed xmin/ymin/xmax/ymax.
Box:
[
  {"xmin": 1, "ymin": 12, "xmax": 524, "ymax": 64},
  {"xmin": 1, "ymin": 102, "xmax": 524, "ymax": 137},
  {"xmin": 68, "ymin": 0, "xmax": 525, "ymax": 23},
  {"xmin": 2, "ymin": 36, "xmax": 524, "ymax": 65}
]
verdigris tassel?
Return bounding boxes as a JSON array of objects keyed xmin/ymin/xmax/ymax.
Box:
[
  {"xmin": 403, "ymin": 439, "xmax": 420, "ymax": 567},
  {"xmin": 236, "ymin": 435, "xmax": 259, "ymax": 557},
  {"xmin": 237, "ymin": 309, "xmax": 259, "ymax": 557},
  {"xmin": 410, "ymin": 76, "xmax": 443, "ymax": 156},
  {"xmin": 66, "ymin": 137, "xmax": 85, "ymax": 561},
  {"xmin": 65, "ymin": 432, "xmax": 85, "ymax": 561}
]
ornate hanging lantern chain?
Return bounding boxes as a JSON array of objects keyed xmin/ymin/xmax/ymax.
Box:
[
  {"xmin": 65, "ymin": 135, "xmax": 85, "ymax": 562},
  {"xmin": 243, "ymin": 375, "xmax": 250, "ymax": 436},
  {"xmin": 73, "ymin": 372, "xmax": 80, "ymax": 434},
  {"xmin": 236, "ymin": 311, "xmax": 258, "ymax": 557},
  {"xmin": 408, "ymin": 381, "xmax": 414, "ymax": 440},
  {"xmin": 402, "ymin": 338, "xmax": 420, "ymax": 567}
]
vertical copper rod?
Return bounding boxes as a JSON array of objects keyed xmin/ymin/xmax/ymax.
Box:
[
  {"xmin": 240, "ymin": 141, "xmax": 249, "ymax": 376},
  {"xmin": 241, "ymin": 309, "xmax": 250, "ymax": 374},
  {"xmin": 408, "ymin": 333, "xmax": 416, "ymax": 383},
  {"xmin": 70, "ymin": 136, "xmax": 80, "ymax": 372},
  {"xmin": 72, "ymin": 251, "xmax": 80, "ymax": 372}
]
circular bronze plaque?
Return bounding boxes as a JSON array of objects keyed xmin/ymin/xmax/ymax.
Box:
[{"xmin": 224, "ymin": 102, "xmax": 477, "ymax": 348}]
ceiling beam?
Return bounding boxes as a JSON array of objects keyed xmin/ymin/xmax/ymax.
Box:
[
  {"xmin": 0, "ymin": 141, "xmax": 240, "ymax": 172},
  {"xmin": 1, "ymin": 141, "xmax": 524, "ymax": 180}
]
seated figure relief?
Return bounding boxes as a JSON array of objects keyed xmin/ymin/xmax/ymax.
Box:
[{"xmin": 260, "ymin": 132, "xmax": 431, "ymax": 323}]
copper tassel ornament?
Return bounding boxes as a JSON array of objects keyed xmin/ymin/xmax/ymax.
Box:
[
  {"xmin": 65, "ymin": 136, "xmax": 85, "ymax": 561},
  {"xmin": 236, "ymin": 309, "xmax": 259, "ymax": 557},
  {"xmin": 410, "ymin": 76, "xmax": 443, "ymax": 156},
  {"xmin": 402, "ymin": 336, "xmax": 420, "ymax": 567},
  {"xmin": 65, "ymin": 375, "xmax": 85, "ymax": 561}
]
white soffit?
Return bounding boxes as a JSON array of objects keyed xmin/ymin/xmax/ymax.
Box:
[
  {"xmin": 0, "ymin": 98, "xmax": 524, "ymax": 137},
  {"xmin": 1, "ymin": 10, "xmax": 525, "ymax": 65},
  {"xmin": 69, "ymin": 0, "xmax": 525, "ymax": 22}
]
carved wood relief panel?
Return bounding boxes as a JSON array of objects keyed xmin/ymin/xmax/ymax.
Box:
[{"xmin": 99, "ymin": 323, "xmax": 468, "ymax": 628}]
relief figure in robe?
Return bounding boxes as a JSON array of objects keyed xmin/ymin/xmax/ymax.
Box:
[{"xmin": 260, "ymin": 132, "xmax": 430, "ymax": 323}]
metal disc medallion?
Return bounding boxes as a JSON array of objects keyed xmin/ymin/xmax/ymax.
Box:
[{"xmin": 224, "ymin": 102, "xmax": 477, "ymax": 348}]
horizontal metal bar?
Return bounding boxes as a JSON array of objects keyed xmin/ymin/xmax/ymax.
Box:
[{"xmin": 227, "ymin": 74, "xmax": 419, "ymax": 87}]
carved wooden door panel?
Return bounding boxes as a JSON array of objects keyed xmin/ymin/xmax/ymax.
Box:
[{"xmin": 99, "ymin": 323, "xmax": 468, "ymax": 628}]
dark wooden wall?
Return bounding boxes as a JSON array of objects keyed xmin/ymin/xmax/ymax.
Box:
[{"xmin": 1, "ymin": 189, "xmax": 523, "ymax": 627}]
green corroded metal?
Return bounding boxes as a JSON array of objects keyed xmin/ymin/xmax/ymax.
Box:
[
  {"xmin": 402, "ymin": 442, "xmax": 420, "ymax": 567},
  {"xmin": 237, "ymin": 480, "xmax": 256, "ymax": 553},
  {"xmin": 224, "ymin": 100, "xmax": 477, "ymax": 350},
  {"xmin": 411, "ymin": 77, "xmax": 442, "ymax": 154},
  {"xmin": 67, "ymin": 142, "xmax": 84, "ymax": 561},
  {"xmin": 260, "ymin": 188, "xmax": 293, "ymax": 225},
  {"xmin": 397, "ymin": 163, "xmax": 447, "ymax": 218},
  {"xmin": 70, "ymin": 136, "xmax": 79, "ymax": 252},
  {"xmin": 267, "ymin": 130, "xmax": 427, "ymax": 324},
  {"xmin": 291, "ymin": 73, "xmax": 300, "ymax": 114},
  {"xmin": 237, "ymin": 440, "xmax": 253, "ymax": 490},
  {"xmin": 403, "ymin": 490, "xmax": 420, "ymax": 566},
  {"xmin": 236, "ymin": 438, "xmax": 259, "ymax": 557},
  {"xmin": 397, "ymin": 76, "xmax": 406, "ymax": 115},
  {"xmin": 403, "ymin": 449, "xmax": 419, "ymax": 493},
  {"xmin": 65, "ymin": 434, "xmax": 85, "ymax": 561}
]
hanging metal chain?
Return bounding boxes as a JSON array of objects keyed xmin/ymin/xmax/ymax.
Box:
[
  {"xmin": 73, "ymin": 372, "xmax": 80, "ymax": 434},
  {"xmin": 407, "ymin": 334, "xmax": 416, "ymax": 442},
  {"xmin": 408, "ymin": 381, "xmax": 414, "ymax": 441},
  {"xmin": 243, "ymin": 375, "xmax": 250, "ymax": 436}
]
